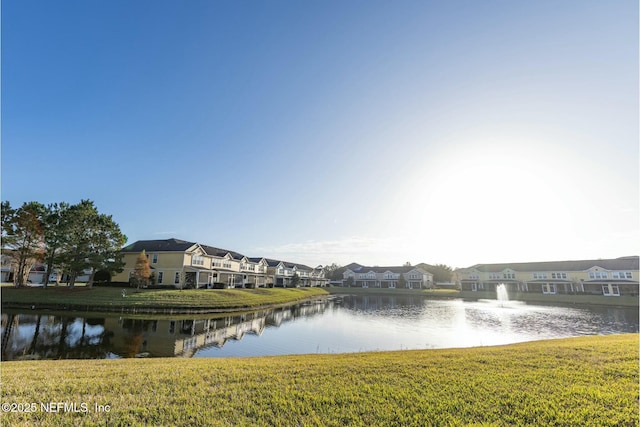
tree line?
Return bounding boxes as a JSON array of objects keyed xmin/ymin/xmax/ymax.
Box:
[{"xmin": 1, "ymin": 200, "xmax": 127, "ymax": 287}]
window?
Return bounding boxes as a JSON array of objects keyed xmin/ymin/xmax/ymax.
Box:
[
  {"xmin": 503, "ymin": 273, "xmax": 515, "ymax": 279},
  {"xmin": 602, "ymin": 284, "xmax": 620, "ymax": 296},
  {"xmin": 174, "ymin": 272, "xmax": 180, "ymax": 284},
  {"xmin": 469, "ymin": 274, "xmax": 479, "ymax": 280},
  {"xmin": 152, "ymin": 253, "xmax": 158, "ymax": 264},
  {"xmin": 551, "ymin": 272, "xmax": 567, "ymax": 280},
  {"xmin": 589, "ymin": 272, "xmax": 608, "ymax": 280},
  {"xmin": 192, "ymin": 255, "xmax": 204, "ymax": 266},
  {"xmin": 184, "ymin": 337, "xmax": 197, "ymax": 350},
  {"xmin": 157, "ymin": 272, "xmax": 163, "ymax": 284},
  {"xmin": 533, "ymin": 272, "xmax": 548, "ymax": 279},
  {"xmin": 489, "ymin": 273, "xmax": 501, "ymax": 279},
  {"xmin": 612, "ymin": 272, "xmax": 633, "ymax": 279}
]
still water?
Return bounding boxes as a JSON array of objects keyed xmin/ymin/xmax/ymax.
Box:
[{"xmin": 1, "ymin": 295, "xmax": 638, "ymax": 361}]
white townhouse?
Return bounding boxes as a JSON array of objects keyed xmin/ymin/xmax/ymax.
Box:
[
  {"xmin": 456, "ymin": 256, "xmax": 639, "ymax": 297},
  {"xmin": 342, "ymin": 263, "xmax": 433, "ymax": 289}
]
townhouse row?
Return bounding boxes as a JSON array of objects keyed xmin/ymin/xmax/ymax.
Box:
[
  {"xmin": 340, "ymin": 263, "xmax": 434, "ymax": 289},
  {"xmin": 111, "ymin": 238, "xmax": 328, "ymax": 288},
  {"xmin": 454, "ymin": 256, "xmax": 639, "ymax": 297}
]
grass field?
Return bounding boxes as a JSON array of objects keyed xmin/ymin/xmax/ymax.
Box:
[
  {"xmin": 1, "ymin": 286, "xmax": 328, "ymax": 313},
  {"xmin": 1, "ymin": 334, "xmax": 637, "ymax": 426}
]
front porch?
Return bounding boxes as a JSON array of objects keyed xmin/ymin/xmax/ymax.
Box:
[{"xmin": 184, "ymin": 268, "xmax": 269, "ymax": 289}]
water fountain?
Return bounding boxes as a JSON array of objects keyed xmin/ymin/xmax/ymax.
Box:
[{"xmin": 496, "ymin": 283, "xmax": 509, "ymax": 303}]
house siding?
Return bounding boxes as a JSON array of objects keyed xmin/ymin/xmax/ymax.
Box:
[{"xmin": 456, "ymin": 257, "xmax": 639, "ymax": 298}]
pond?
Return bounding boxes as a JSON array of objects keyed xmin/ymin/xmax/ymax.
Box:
[{"xmin": 1, "ymin": 295, "xmax": 638, "ymax": 361}]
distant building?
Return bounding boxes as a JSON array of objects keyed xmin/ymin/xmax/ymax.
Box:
[
  {"xmin": 455, "ymin": 256, "xmax": 639, "ymax": 297},
  {"xmin": 341, "ymin": 263, "xmax": 434, "ymax": 289}
]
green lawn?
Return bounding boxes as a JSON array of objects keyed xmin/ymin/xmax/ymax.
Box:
[
  {"xmin": 1, "ymin": 334, "xmax": 637, "ymax": 426},
  {"xmin": 1, "ymin": 286, "xmax": 328, "ymax": 313}
]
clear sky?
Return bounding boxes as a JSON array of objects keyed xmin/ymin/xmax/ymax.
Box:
[{"xmin": 2, "ymin": 1, "xmax": 638, "ymax": 269}]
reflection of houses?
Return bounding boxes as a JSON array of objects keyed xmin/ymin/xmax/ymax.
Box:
[
  {"xmin": 111, "ymin": 239, "xmax": 328, "ymax": 289},
  {"xmin": 456, "ymin": 256, "xmax": 639, "ymax": 297},
  {"xmin": 103, "ymin": 299, "xmax": 331, "ymax": 357},
  {"xmin": 341, "ymin": 263, "xmax": 434, "ymax": 289},
  {"xmin": 103, "ymin": 314, "xmax": 267, "ymax": 358}
]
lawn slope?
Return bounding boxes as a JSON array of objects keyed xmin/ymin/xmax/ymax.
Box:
[
  {"xmin": 1, "ymin": 334, "xmax": 638, "ymax": 426},
  {"xmin": 1, "ymin": 286, "xmax": 328, "ymax": 313}
]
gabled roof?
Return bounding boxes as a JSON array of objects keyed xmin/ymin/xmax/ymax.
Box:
[
  {"xmin": 287, "ymin": 262, "xmax": 313, "ymax": 271},
  {"xmin": 200, "ymin": 244, "xmax": 245, "ymax": 260},
  {"xmin": 263, "ymin": 258, "xmax": 314, "ymax": 271},
  {"xmin": 265, "ymin": 258, "xmax": 284, "ymax": 267},
  {"xmin": 345, "ymin": 262, "xmax": 364, "ymax": 272},
  {"xmin": 121, "ymin": 239, "xmax": 197, "ymax": 253},
  {"xmin": 468, "ymin": 256, "xmax": 639, "ymax": 273}
]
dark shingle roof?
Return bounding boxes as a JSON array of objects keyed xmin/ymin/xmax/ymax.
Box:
[
  {"xmin": 200, "ymin": 244, "xmax": 245, "ymax": 259},
  {"xmin": 345, "ymin": 264, "xmax": 423, "ymax": 274},
  {"xmin": 263, "ymin": 258, "xmax": 314, "ymax": 270},
  {"xmin": 468, "ymin": 256, "xmax": 639, "ymax": 273},
  {"xmin": 121, "ymin": 239, "xmax": 196, "ymax": 253},
  {"xmin": 264, "ymin": 258, "xmax": 282, "ymax": 267}
]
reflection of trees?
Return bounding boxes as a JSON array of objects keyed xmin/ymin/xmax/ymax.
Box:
[
  {"xmin": 1, "ymin": 314, "xmax": 18, "ymax": 360},
  {"xmin": 120, "ymin": 319, "xmax": 153, "ymax": 357},
  {"xmin": 1, "ymin": 314, "xmax": 112, "ymax": 360},
  {"xmin": 2, "ymin": 298, "xmax": 338, "ymax": 360}
]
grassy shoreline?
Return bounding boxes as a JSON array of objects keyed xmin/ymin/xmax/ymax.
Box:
[
  {"xmin": 2, "ymin": 285, "xmax": 637, "ymax": 315},
  {"xmin": 1, "ymin": 286, "xmax": 329, "ymax": 314},
  {"xmin": 1, "ymin": 334, "xmax": 637, "ymax": 426}
]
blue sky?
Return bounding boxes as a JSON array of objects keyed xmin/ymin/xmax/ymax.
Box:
[{"xmin": 2, "ymin": 1, "xmax": 638, "ymax": 268}]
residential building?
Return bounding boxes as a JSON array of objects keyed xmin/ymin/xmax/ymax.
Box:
[
  {"xmin": 265, "ymin": 259, "xmax": 328, "ymax": 288},
  {"xmin": 111, "ymin": 238, "xmax": 327, "ymax": 289},
  {"xmin": 341, "ymin": 263, "xmax": 434, "ymax": 289},
  {"xmin": 456, "ymin": 256, "xmax": 639, "ymax": 297}
]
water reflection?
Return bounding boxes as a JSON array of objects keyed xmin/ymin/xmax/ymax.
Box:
[
  {"xmin": 2, "ymin": 296, "xmax": 638, "ymax": 361},
  {"xmin": 1, "ymin": 299, "xmax": 332, "ymax": 361}
]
